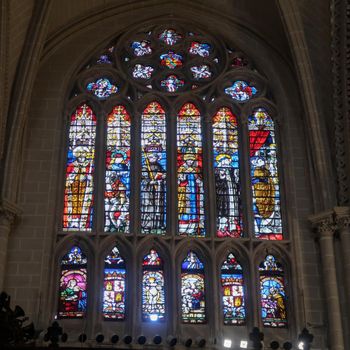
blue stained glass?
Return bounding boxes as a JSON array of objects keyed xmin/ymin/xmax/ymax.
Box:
[
  {"xmin": 191, "ymin": 65, "xmax": 212, "ymax": 79},
  {"xmin": 225, "ymin": 81, "xmax": 257, "ymax": 101},
  {"xmin": 133, "ymin": 64, "xmax": 154, "ymax": 79},
  {"xmin": 259, "ymin": 255, "xmax": 287, "ymax": 327},
  {"xmin": 181, "ymin": 251, "xmax": 204, "ymax": 270},
  {"xmin": 61, "ymin": 246, "xmax": 87, "ymax": 265},
  {"xmin": 188, "ymin": 42, "xmax": 211, "ymax": 57},
  {"xmin": 159, "ymin": 29, "xmax": 182, "ymax": 45},
  {"xmin": 86, "ymin": 78, "xmax": 118, "ymax": 99},
  {"xmin": 131, "ymin": 40, "xmax": 152, "ymax": 56},
  {"xmin": 103, "ymin": 246, "xmax": 126, "ymax": 320},
  {"xmin": 161, "ymin": 75, "xmax": 184, "ymax": 92},
  {"xmin": 97, "ymin": 54, "xmax": 112, "ymax": 64},
  {"xmin": 143, "ymin": 249, "xmax": 162, "ymax": 266}
]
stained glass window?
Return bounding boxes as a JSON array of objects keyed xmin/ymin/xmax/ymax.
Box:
[
  {"xmin": 161, "ymin": 75, "xmax": 184, "ymax": 92},
  {"xmin": 177, "ymin": 103, "xmax": 205, "ymax": 237},
  {"xmin": 103, "ymin": 246, "xmax": 126, "ymax": 319},
  {"xmin": 142, "ymin": 249, "xmax": 165, "ymax": 321},
  {"xmin": 58, "ymin": 246, "xmax": 87, "ymax": 318},
  {"xmin": 141, "ymin": 102, "xmax": 167, "ymax": 234},
  {"xmin": 63, "ymin": 104, "xmax": 96, "ymax": 231},
  {"xmin": 104, "ymin": 106, "xmax": 131, "ymax": 232},
  {"xmin": 160, "ymin": 52, "xmax": 183, "ymax": 69},
  {"xmin": 248, "ymin": 108, "xmax": 282, "ymax": 240},
  {"xmin": 181, "ymin": 251, "xmax": 206, "ymax": 323},
  {"xmin": 132, "ymin": 64, "xmax": 154, "ymax": 79},
  {"xmin": 221, "ymin": 253, "xmax": 245, "ymax": 325},
  {"xmin": 259, "ymin": 255, "xmax": 287, "ymax": 327},
  {"xmin": 191, "ymin": 65, "xmax": 212, "ymax": 79},
  {"xmin": 225, "ymin": 81, "xmax": 257, "ymax": 101},
  {"xmin": 131, "ymin": 40, "xmax": 152, "ymax": 56},
  {"xmin": 159, "ymin": 29, "xmax": 182, "ymax": 45},
  {"xmin": 86, "ymin": 78, "xmax": 118, "ymax": 99},
  {"xmin": 188, "ymin": 42, "xmax": 211, "ymax": 57},
  {"xmin": 213, "ymin": 107, "xmax": 242, "ymax": 237}
]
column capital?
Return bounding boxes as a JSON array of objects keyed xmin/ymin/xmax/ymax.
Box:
[
  {"xmin": 334, "ymin": 206, "xmax": 350, "ymax": 231},
  {"xmin": 309, "ymin": 210, "xmax": 336, "ymax": 237},
  {"xmin": 0, "ymin": 199, "xmax": 21, "ymax": 228}
]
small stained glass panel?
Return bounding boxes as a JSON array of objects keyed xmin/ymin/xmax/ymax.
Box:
[
  {"xmin": 161, "ymin": 75, "xmax": 184, "ymax": 92},
  {"xmin": 103, "ymin": 246, "xmax": 126, "ymax": 320},
  {"xmin": 181, "ymin": 251, "xmax": 205, "ymax": 323},
  {"xmin": 87, "ymin": 78, "xmax": 118, "ymax": 99},
  {"xmin": 143, "ymin": 249, "xmax": 162, "ymax": 266},
  {"xmin": 249, "ymin": 108, "xmax": 283, "ymax": 240},
  {"xmin": 133, "ymin": 64, "xmax": 154, "ymax": 79},
  {"xmin": 188, "ymin": 42, "xmax": 211, "ymax": 57},
  {"xmin": 190, "ymin": 65, "xmax": 212, "ymax": 79},
  {"xmin": 221, "ymin": 253, "xmax": 245, "ymax": 325},
  {"xmin": 160, "ymin": 52, "xmax": 183, "ymax": 69},
  {"xmin": 159, "ymin": 29, "xmax": 182, "ymax": 45},
  {"xmin": 259, "ymin": 255, "xmax": 287, "ymax": 327},
  {"xmin": 131, "ymin": 40, "xmax": 152, "ymax": 56},
  {"xmin": 58, "ymin": 246, "xmax": 87, "ymax": 318},
  {"xmin": 225, "ymin": 81, "xmax": 257, "ymax": 101}
]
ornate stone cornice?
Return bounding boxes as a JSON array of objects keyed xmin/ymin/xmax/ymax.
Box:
[
  {"xmin": 334, "ymin": 206, "xmax": 350, "ymax": 231},
  {"xmin": 0, "ymin": 199, "xmax": 21, "ymax": 227},
  {"xmin": 309, "ymin": 210, "xmax": 336, "ymax": 237}
]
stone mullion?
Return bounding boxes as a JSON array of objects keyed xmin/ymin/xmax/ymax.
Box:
[{"xmin": 311, "ymin": 213, "xmax": 345, "ymax": 350}]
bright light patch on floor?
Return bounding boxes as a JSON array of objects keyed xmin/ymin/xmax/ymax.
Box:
[
  {"xmin": 240, "ymin": 340, "xmax": 248, "ymax": 349},
  {"xmin": 223, "ymin": 339, "xmax": 232, "ymax": 348}
]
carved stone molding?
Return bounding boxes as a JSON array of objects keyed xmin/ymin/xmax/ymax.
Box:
[
  {"xmin": 309, "ymin": 210, "xmax": 336, "ymax": 237},
  {"xmin": 331, "ymin": 0, "xmax": 350, "ymax": 205},
  {"xmin": 334, "ymin": 206, "xmax": 350, "ymax": 231}
]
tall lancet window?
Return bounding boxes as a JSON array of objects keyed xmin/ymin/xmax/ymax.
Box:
[
  {"xmin": 259, "ymin": 255, "xmax": 287, "ymax": 327},
  {"xmin": 142, "ymin": 249, "xmax": 166, "ymax": 321},
  {"xmin": 141, "ymin": 102, "xmax": 167, "ymax": 234},
  {"xmin": 248, "ymin": 108, "xmax": 282, "ymax": 240},
  {"xmin": 103, "ymin": 246, "xmax": 126, "ymax": 319},
  {"xmin": 177, "ymin": 104, "xmax": 205, "ymax": 237},
  {"xmin": 221, "ymin": 253, "xmax": 246, "ymax": 324},
  {"xmin": 212, "ymin": 107, "xmax": 242, "ymax": 237},
  {"xmin": 63, "ymin": 104, "xmax": 96, "ymax": 231},
  {"xmin": 58, "ymin": 246, "xmax": 87, "ymax": 318},
  {"xmin": 104, "ymin": 106, "xmax": 131, "ymax": 232},
  {"xmin": 181, "ymin": 251, "xmax": 206, "ymax": 323}
]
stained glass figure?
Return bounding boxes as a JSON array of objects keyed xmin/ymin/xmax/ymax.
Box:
[
  {"xmin": 132, "ymin": 64, "xmax": 154, "ymax": 79},
  {"xmin": 160, "ymin": 75, "xmax": 184, "ymax": 92},
  {"xmin": 190, "ymin": 65, "xmax": 212, "ymax": 79},
  {"xmin": 103, "ymin": 246, "xmax": 126, "ymax": 319},
  {"xmin": 224, "ymin": 81, "xmax": 257, "ymax": 101},
  {"xmin": 58, "ymin": 246, "xmax": 87, "ymax": 318},
  {"xmin": 131, "ymin": 40, "xmax": 152, "ymax": 56},
  {"xmin": 259, "ymin": 255, "xmax": 287, "ymax": 327},
  {"xmin": 104, "ymin": 106, "xmax": 131, "ymax": 232},
  {"xmin": 141, "ymin": 102, "xmax": 167, "ymax": 234},
  {"xmin": 249, "ymin": 108, "xmax": 282, "ymax": 240},
  {"xmin": 181, "ymin": 251, "xmax": 206, "ymax": 323},
  {"xmin": 177, "ymin": 104, "xmax": 205, "ymax": 236},
  {"xmin": 159, "ymin": 29, "xmax": 182, "ymax": 45},
  {"xmin": 160, "ymin": 52, "xmax": 183, "ymax": 69},
  {"xmin": 212, "ymin": 108, "xmax": 242, "ymax": 237},
  {"xmin": 188, "ymin": 42, "xmax": 211, "ymax": 57},
  {"xmin": 63, "ymin": 104, "xmax": 96, "ymax": 231},
  {"xmin": 97, "ymin": 54, "xmax": 112, "ymax": 64},
  {"xmin": 86, "ymin": 78, "xmax": 118, "ymax": 99},
  {"xmin": 221, "ymin": 253, "xmax": 245, "ymax": 324},
  {"xmin": 142, "ymin": 249, "xmax": 165, "ymax": 321}
]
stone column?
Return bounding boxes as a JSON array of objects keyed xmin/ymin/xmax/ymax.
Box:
[
  {"xmin": 310, "ymin": 212, "xmax": 344, "ymax": 350},
  {"xmin": 0, "ymin": 200, "xmax": 20, "ymax": 291},
  {"xmin": 334, "ymin": 207, "xmax": 350, "ymax": 337}
]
